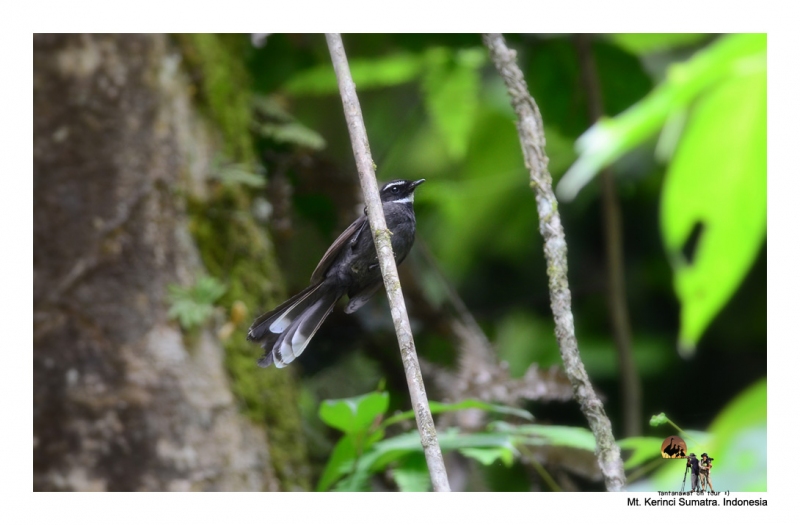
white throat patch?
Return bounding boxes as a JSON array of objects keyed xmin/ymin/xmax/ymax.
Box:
[{"xmin": 393, "ymin": 194, "xmax": 414, "ymax": 204}]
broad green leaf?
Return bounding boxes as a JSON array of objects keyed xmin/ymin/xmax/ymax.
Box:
[
  {"xmin": 702, "ymin": 379, "xmax": 766, "ymax": 491},
  {"xmin": 317, "ymin": 430, "xmax": 385, "ymax": 492},
  {"xmin": 318, "ymin": 391, "xmax": 389, "ymax": 435},
  {"xmin": 382, "ymin": 398, "xmax": 533, "ymax": 428},
  {"xmin": 344, "ymin": 428, "xmax": 518, "ymax": 479},
  {"xmin": 333, "ymin": 466, "xmax": 372, "ymax": 492},
  {"xmin": 460, "ymin": 446, "xmax": 515, "ymax": 467},
  {"xmin": 608, "ymin": 34, "xmax": 709, "ymax": 56},
  {"xmin": 391, "ymin": 453, "xmax": 431, "ymax": 492},
  {"xmin": 558, "ymin": 33, "xmax": 766, "ymax": 201},
  {"xmin": 283, "ymin": 52, "xmax": 424, "ymax": 95},
  {"xmin": 661, "ymin": 61, "xmax": 766, "ymax": 353},
  {"xmin": 421, "ymin": 48, "xmax": 485, "ymax": 160},
  {"xmin": 316, "ymin": 434, "xmax": 357, "ymax": 492}
]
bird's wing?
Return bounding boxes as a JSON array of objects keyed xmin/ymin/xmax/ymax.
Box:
[{"xmin": 310, "ymin": 214, "xmax": 368, "ymax": 284}]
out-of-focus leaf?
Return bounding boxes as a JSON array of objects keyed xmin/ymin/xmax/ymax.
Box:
[
  {"xmin": 702, "ymin": 379, "xmax": 766, "ymax": 491},
  {"xmin": 661, "ymin": 63, "xmax": 766, "ymax": 353},
  {"xmin": 254, "ymin": 122, "xmax": 326, "ymax": 150},
  {"xmin": 492, "ymin": 422, "xmax": 597, "ymax": 451},
  {"xmin": 558, "ymin": 33, "xmax": 766, "ymax": 201},
  {"xmin": 390, "ymin": 453, "xmax": 431, "ymax": 492},
  {"xmin": 421, "ymin": 48, "xmax": 485, "ymax": 160},
  {"xmin": 346, "ymin": 428, "xmax": 518, "ymax": 479},
  {"xmin": 422, "ymin": 107, "xmax": 527, "ymax": 281},
  {"xmin": 252, "ymin": 95, "xmax": 327, "ymax": 150},
  {"xmin": 283, "ymin": 52, "xmax": 424, "ymax": 95},
  {"xmin": 317, "ymin": 430, "xmax": 385, "ymax": 492},
  {"xmin": 608, "ymin": 33, "xmax": 710, "ymax": 55},
  {"xmin": 382, "ymin": 398, "xmax": 533, "ymax": 428},
  {"xmin": 318, "ymin": 391, "xmax": 389, "ymax": 435},
  {"xmin": 618, "ymin": 436, "xmax": 666, "ymax": 469},
  {"xmin": 166, "ymin": 276, "xmax": 227, "ymax": 330},
  {"xmin": 211, "ymin": 162, "xmax": 267, "ymax": 188},
  {"xmin": 316, "ymin": 434, "xmax": 356, "ymax": 492},
  {"xmin": 460, "ymin": 446, "xmax": 514, "ymax": 467}
]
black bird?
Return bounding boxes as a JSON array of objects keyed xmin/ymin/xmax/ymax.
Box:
[{"xmin": 248, "ymin": 179, "xmax": 426, "ymax": 368}]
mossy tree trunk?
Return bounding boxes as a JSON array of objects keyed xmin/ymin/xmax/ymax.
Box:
[{"xmin": 34, "ymin": 34, "xmax": 309, "ymax": 491}]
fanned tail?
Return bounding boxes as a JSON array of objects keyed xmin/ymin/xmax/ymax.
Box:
[{"xmin": 248, "ymin": 282, "xmax": 341, "ymax": 368}]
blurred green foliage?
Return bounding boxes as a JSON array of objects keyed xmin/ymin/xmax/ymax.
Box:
[
  {"xmin": 189, "ymin": 33, "xmax": 766, "ymax": 492},
  {"xmin": 557, "ymin": 34, "xmax": 767, "ymax": 353},
  {"xmin": 317, "ymin": 389, "xmax": 615, "ymax": 492},
  {"xmin": 166, "ymin": 276, "xmax": 226, "ymax": 330}
]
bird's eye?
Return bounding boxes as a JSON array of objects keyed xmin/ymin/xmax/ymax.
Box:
[{"xmin": 391, "ymin": 186, "xmax": 399, "ymax": 193}]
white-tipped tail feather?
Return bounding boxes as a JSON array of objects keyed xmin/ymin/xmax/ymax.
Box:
[{"xmin": 247, "ymin": 282, "xmax": 340, "ymax": 368}]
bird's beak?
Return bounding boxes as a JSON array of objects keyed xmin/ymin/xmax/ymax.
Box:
[{"xmin": 411, "ymin": 179, "xmax": 426, "ymax": 190}]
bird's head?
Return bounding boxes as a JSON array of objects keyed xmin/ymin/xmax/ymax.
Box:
[{"xmin": 379, "ymin": 179, "xmax": 425, "ymax": 204}]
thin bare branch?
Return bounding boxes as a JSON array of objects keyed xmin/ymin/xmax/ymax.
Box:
[
  {"xmin": 575, "ymin": 34, "xmax": 642, "ymax": 437},
  {"xmin": 325, "ymin": 33, "xmax": 450, "ymax": 492},
  {"xmin": 482, "ymin": 33, "xmax": 626, "ymax": 492}
]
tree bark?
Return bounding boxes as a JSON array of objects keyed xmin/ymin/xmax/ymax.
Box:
[{"xmin": 33, "ymin": 34, "xmax": 284, "ymax": 491}]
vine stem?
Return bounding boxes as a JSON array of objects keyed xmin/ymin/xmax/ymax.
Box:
[{"xmin": 482, "ymin": 32, "xmax": 626, "ymax": 492}]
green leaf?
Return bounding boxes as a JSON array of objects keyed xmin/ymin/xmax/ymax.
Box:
[
  {"xmin": 558, "ymin": 33, "xmax": 766, "ymax": 201},
  {"xmin": 492, "ymin": 422, "xmax": 597, "ymax": 451},
  {"xmin": 391, "ymin": 454, "xmax": 431, "ymax": 492},
  {"xmin": 254, "ymin": 122, "xmax": 326, "ymax": 150},
  {"xmin": 421, "ymin": 48, "xmax": 485, "ymax": 160},
  {"xmin": 283, "ymin": 52, "xmax": 424, "ymax": 95},
  {"xmin": 608, "ymin": 33, "xmax": 709, "ymax": 55},
  {"xmin": 381, "ymin": 398, "xmax": 533, "ymax": 428},
  {"xmin": 344, "ymin": 428, "xmax": 518, "ymax": 479},
  {"xmin": 460, "ymin": 446, "xmax": 514, "ymax": 467},
  {"xmin": 211, "ymin": 162, "xmax": 267, "ymax": 188},
  {"xmin": 317, "ymin": 430, "xmax": 385, "ymax": 492},
  {"xmin": 251, "ymin": 95, "xmax": 327, "ymax": 150},
  {"xmin": 319, "ymin": 391, "xmax": 389, "ymax": 435},
  {"xmin": 316, "ymin": 434, "xmax": 357, "ymax": 492},
  {"xmin": 661, "ymin": 63, "xmax": 766, "ymax": 353},
  {"xmin": 166, "ymin": 276, "xmax": 227, "ymax": 330},
  {"xmin": 618, "ymin": 436, "xmax": 666, "ymax": 469},
  {"xmin": 702, "ymin": 379, "xmax": 766, "ymax": 491},
  {"xmin": 421, "ymin": 107, "xmax": 529, "ymax": 281}
]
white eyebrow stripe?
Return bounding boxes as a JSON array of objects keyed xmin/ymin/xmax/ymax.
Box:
[{"xmin": 382, "ymin": 181, "xmax": 404, "ymax": 191}]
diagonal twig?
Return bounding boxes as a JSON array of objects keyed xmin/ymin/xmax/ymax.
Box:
[
  {"xmin": 326, "ymin": 33, "xmax": 450, "ymax": 492},
  {"xmin": 482, "ymin": 33, "xmax": 626, "ymax": 492}
]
